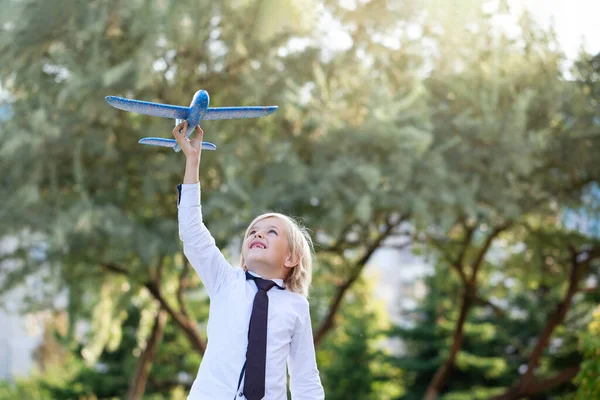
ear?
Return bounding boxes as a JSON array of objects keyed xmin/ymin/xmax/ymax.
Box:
[{"xmin": 284, "ymin": 252, "xmax": 299, "ymax": 269}]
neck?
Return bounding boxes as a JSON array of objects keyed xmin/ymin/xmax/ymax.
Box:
[{"xmin": 246, "ymin": 264, "xmax": 287, "ymax": 281}]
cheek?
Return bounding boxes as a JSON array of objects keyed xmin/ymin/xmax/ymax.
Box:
[{"xmin": 275, "ymin": 239, "xmax": 291, "ymax": 256}]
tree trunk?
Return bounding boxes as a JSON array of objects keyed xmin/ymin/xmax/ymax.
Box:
[
  {"xmin": 314, "ymin": 217, "xmax": 402, "ymax": 347},
  {"xmin": 423, "ymin": 290, "xmax": 474, "ymax": 400},
  {"xmin": 491, "ymin": 248, "xmax": 593, "ymax": 400},
  {"xmin": 126, "ymin": 308, "xmax": 168, "ymax": 400},
  {"xmin": 145, "ymin": 281, "xmax": 206, "ymax": 355},
  {"xmin": 490, "ymin": 366, "xmax": 580, "ymax": 400},
  {"xmin": 423, "ymin": 224, "xmax": 508, "ymax": 399},
  {"xmin": 314, "ymin": 279, "xmax": 354, "ymax": 347}
]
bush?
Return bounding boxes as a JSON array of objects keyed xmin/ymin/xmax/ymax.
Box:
[{"xmin": 574, "ymin": 305, "xmax": 600, "ymax": 400}]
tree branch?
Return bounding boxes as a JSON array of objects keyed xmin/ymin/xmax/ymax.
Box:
[
  {"xmin": 474, "ymin": 295, "xmax": 505, "ymax": 318},
  {"xmin": 145, "ymin": 281, "xmax": 206, "ymax": 355},
  {"xmin": 381, "ymin": 240, "xmax": 413, "ymax": 251},
  {"xmin": 428, "ymin": 236, "xmax": 469, "ymax": 285},
  {"xmin": 146, "ymin": 254, "xmax": 166, "ymax": 285},
  {"xmin": 323, "ymin": 221, "xmax": 357, "ymax": 253},
  {"xmin": 526, "ymin": 366, "xmax": 580, "ymax": 394},
  {"xmin": 519, "ymin": 247, "xmax": 586, "ymax": 386},
  {"xmin": 492, "ymin": 245, "xmax": 598, "ymax": 399},
  {"xmin": 424, "ymin": 221, "xmax": 508, "ymax": 400},
  {"xmin": 457, "ymin": 224, "xmax": 475, "ymax": 268},
  {"xmin": 469, "ymin": 223, "xmax": 510, "ymax": 283},
  {"xmin": 582, "ymin": 285, "xmax": 597, "ymax": 294},
  {"xmin": 313, "ymin": 215, "xmax": 406, "ymax": 346},
  {"xmin": 177, "ymin": 256, "xmax": 191, "ymax": 319},
  {"xmin": 155, "ymin": 254, "xmax": 165, "ymax": 285},
  {"xmin": 491, "ymin": 366, "xmax": 580, "ymax": 400},
  {"xmin": 424, "ymin": 291, "xmax": 474, "ymax": 400},
  {"xmin": 101, "ymin": 262, "xmax": 130, "ymax": 276},
  {"xmin": 100, "ymin": 262, "xmax": 206, "ymax": 355},
  {"xmin": 126, "ymin": 307, "xmax": 168, "ymax": 400}
]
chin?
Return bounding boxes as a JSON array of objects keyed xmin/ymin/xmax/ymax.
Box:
[{"xmin": 245, "ymin": 254, "xmax": 268, "ymax": 268}]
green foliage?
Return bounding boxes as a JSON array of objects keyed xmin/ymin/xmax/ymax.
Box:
[
  {"xmin": 0, "ymin": 353, "xmax": 100, "ymax": 400},
  {"xmin": 574, "ymin": 305, "xmax": 600, "ymax": 400},
  {"xmin": 0, "ymin": 379, "xmax": 54, "ymax": 400},
  {"xmin": 389, "ymin": 268, "xmax": 513, "ymax": 399},
  {"xmin": 1, "ymin": 0, "xmax": 600, "ymax": 398},
  {"xmin": 316, "ymin": 276, "xmax": 402, "ymax": 400},
  {"xmin": 1, "ymin": 0, "xmax": 424, "ymax": 395},
  {"xmin": 0, "ymin": 298, "xmax": 203, "ymax": 400},
  {"xmin": 390, "ymin": 224, "xmax": 599, "ymax": 398}
]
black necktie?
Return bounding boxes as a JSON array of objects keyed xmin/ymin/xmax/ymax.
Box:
[{"xmin": 243, "ymin": 272, "xmax": 282, "ymax": 400}]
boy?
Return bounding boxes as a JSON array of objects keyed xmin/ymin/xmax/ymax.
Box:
[{"xmin": 173, "ymin": 121, "xmax": 325, "ymax": 399}]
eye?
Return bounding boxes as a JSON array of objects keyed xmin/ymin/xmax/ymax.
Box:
[
  {"xmin": 248, "ymin": 230, "xmax": 256, "ymax": 236},
  {"xmin": 268, "ymin": 229, "xmax": 278, "ymax": 235}
]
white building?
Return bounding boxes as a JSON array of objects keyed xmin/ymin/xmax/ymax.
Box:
[
  {"xmin": 0, "ymin": 280, "xmax": 46, "ymax": 381},
  {"xmin": 0, "ymin": 235, "xmax": 67, "ymax": 382}
]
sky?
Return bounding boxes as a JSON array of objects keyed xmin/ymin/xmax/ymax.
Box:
[
  {"xmin": 517, "ymin": 0, "xmax": 600, "ymax": 60},
  {"xmin": 324, "ymin": 0, "xmax": 599, "ymax": 67}
]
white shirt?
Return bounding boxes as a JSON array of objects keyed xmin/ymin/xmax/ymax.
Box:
[{"xmin": 178, "ymin": 183, "xmax": 325, "ymax": 400}]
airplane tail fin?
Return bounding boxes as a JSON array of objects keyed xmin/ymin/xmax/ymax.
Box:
[{"xmin": 138, "ymin": 137, "xmax": 216, "ymax": 151}]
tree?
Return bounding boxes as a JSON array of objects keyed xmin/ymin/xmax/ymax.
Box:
[
  {"xmin": 489, "ymin": 228, "xmax": 600, "ymax": 399},
  {"xmin": 390, "ymin": 225, "xmax": 600, "ymax": 399},
  {"xmin": 389, "ymin": 268, "xmax": 510, "ymax": 400},
  {"xmin": 3, "ymin": 0, "xmax": 599, "ymax": 398},
  {"xmin": 315, "ymin": 271, "xmax": 402, "ymax": 399},
  {"xmin": 394, "ymin": 3, "xmax": 600, "ymax": 397},
  {"xmin": 0, "ymin": 0, "xmax": 430, "ymax": 396}
]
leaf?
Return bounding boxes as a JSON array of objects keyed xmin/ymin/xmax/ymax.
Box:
[
  {"xmin": 355, "ymin": 195, "xmax": 372, "ymax": 223},
  {"xmin": 102, "ymin": 60, "xmax": 135, "ymax": 87}
]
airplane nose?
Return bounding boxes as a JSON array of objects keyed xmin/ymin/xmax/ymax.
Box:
[
  {"xmin": 193, "ymin": 90, "xmax": 208, "ymax": 99},
  {"xmin": 191, "ymin": 90, "xmax": 209, "ymax": 108}
]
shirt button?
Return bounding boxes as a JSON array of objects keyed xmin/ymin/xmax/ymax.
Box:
[{"xmin": 238, "ymin": 391, "xmax": 243, "ymax": 397}]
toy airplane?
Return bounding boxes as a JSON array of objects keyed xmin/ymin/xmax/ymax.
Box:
[{"xmin": 105, "ymin": 90, "xmax": 278, "ymax": 152}]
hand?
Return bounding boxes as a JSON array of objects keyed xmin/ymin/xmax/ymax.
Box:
[{"xmin": 172, "ymin": 121, "xmax": 204, "ymax": 162}]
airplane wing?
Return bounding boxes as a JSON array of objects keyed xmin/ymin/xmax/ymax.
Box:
[
  {"xmin": 138, "ymin": 137, "xmax": 178, "ymax": 147},
  {"xmin": 203, "ymin": 106, "xmax": 278, "ymax": 120},
  {"xmin": 105, "ymin": 96, "xmax": 189, "ymax": 120},
  {"xmin": 138, "ymin": 137, "xmax": 217, "ymax": 151}
]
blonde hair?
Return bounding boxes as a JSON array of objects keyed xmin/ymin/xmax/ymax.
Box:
[{"xmin": 240, "ymin": 213, "xmax": 314, "ymax": 298}]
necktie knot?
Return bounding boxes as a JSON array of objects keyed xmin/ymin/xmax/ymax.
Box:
[{"xmin": 246, "ymin": 271, "xmax": 277, "ymax": 292}]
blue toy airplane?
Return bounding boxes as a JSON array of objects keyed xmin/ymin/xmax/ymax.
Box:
[{"xmin": 105, "ymin": 90, "xmax": 278, "ymax": 152}]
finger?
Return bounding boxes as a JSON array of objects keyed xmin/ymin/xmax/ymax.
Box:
[
  {"xmin": 172, "ymin": 121, "xmax": 186, "ymax": 137},
  {"xmin": 195, "ymin": 125, "xmax": 204, "ymax": 138}
]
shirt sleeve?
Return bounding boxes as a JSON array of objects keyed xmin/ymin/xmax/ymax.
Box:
[
  {"xmin": 177, "ymin": 183, "xmax": 237, "ymax": 298},
  {"xmin": 287, "ymin": 301, "xmax": 325, "ymax": 399}
]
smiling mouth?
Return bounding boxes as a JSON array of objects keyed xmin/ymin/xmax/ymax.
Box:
[{"xmin": 250, "ymin": 243, "xmax": 266, "ymax": 249}]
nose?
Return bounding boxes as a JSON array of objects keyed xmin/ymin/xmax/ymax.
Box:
[{"xmin": 255, "ymin": 231, "xmax": 264, "ymax": 238}]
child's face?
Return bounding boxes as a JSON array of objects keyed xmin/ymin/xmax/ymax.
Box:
[{"xmin": 243, "ymin": 216, "xmax": 295, "ymax": 274}]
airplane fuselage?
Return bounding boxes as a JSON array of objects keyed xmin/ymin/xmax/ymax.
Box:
[{"xmin": 182, "ymin": 90, "xmax": 210, "ymax": 137}]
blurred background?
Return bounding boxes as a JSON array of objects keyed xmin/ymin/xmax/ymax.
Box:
[{"xmin": 0, "ymin": 0, "xmax": 599, "ymax": 399}]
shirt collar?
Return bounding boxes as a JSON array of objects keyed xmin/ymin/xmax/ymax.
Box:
[{"xmin": 247, "ymin": 270, "xmax": 285, "ymax": 288}]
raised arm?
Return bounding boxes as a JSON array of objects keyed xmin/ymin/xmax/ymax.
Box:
[
  {"xmin": 288, "ymin": 300, "xmax": 325, "ymax": 400},
  {"xmin": 174, "ymin": 121, "xmax": 236, "ymax": 297}
]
